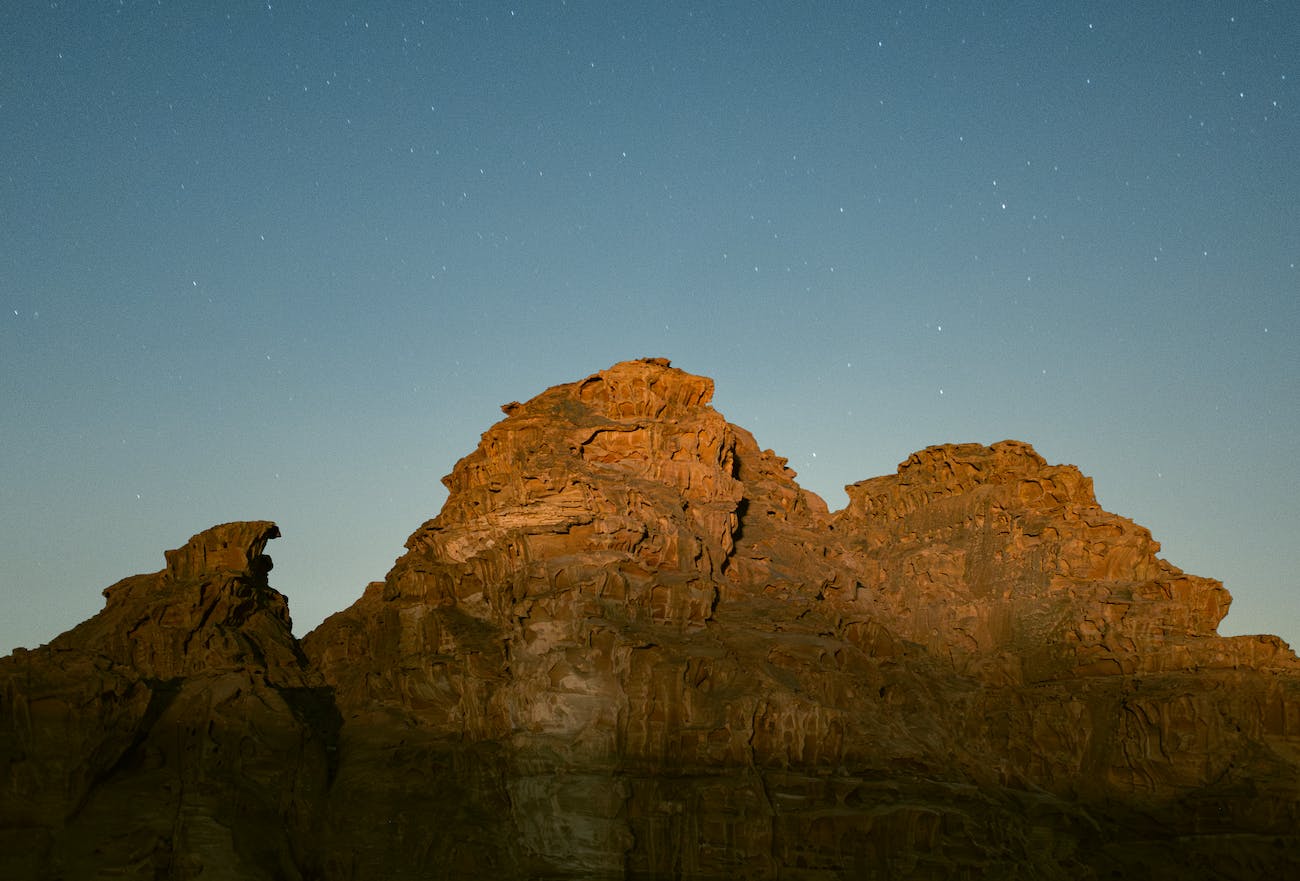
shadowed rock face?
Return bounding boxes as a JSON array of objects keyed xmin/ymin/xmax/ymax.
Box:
[{"xmin": 3, "ymin": 359, "xmax": 1298, "ymax": 879}]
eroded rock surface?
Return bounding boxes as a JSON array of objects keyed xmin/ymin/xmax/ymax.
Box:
[{"xmin": 3, "ymin": 359, "xmax": 1298, "ymax": 879}]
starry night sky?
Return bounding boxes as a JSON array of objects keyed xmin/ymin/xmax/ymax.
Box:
[{"xmin": 2, "ymin": 2, "xmax": 1297, "ymax": 652}]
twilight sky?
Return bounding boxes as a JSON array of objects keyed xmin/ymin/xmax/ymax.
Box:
[{"xmin": 2, "ymin": 1, "xmax": 1296, "ymax": 653}]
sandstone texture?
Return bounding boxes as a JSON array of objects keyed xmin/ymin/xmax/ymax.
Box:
[{"xmin": 3, "ymin": 358, "xmax": 1298, "ymax": 879}]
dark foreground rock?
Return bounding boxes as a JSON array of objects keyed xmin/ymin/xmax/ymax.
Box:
[{"xmin": 3, "ymin": 359, "xmax": 1298, "ymax": 879}]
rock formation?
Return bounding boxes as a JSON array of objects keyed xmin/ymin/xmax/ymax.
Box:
[
  {"xmin": 3, "ymin": 358, "xmax": 1298, "ymax": 879},
  {"xmin": 0, "ymin": 521, "xmax": 338, "ymax": 878}
]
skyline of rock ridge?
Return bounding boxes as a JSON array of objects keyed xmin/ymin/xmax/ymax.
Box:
[{"xmin": 2, "ymin": 358, "xmax": 1298, "ymax": 880}]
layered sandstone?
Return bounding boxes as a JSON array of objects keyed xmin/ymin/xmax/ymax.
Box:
[{"xmin": 3, "ymin": 359, "xmax": 1298, "ymax": 879}]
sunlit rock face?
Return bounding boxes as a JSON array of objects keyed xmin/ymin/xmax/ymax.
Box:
[
  {"xmin": 832, "ymin": 439, "xmax": 1291, "ymax": 682},
  {"xmin": 4, "ymin": 359, "xmax": 1299, "ymax": 879}
]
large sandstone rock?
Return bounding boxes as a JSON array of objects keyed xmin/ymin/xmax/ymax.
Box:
[{"xmin": 3, "ymin": 359, "xmax": 1298, "ymax": 879}]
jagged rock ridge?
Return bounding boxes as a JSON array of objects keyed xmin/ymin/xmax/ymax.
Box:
[{"xmin": 3, "ymin": 358, "xmax": 1298, "ymax": 880}]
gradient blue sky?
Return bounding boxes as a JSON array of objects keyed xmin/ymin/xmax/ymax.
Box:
[{"xmin": 3, "ymin": 1, "xmax": 1297, "ymax": 653}]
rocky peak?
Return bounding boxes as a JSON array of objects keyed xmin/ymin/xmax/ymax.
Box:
[
  {"xmin": 571, "ymin": 355, "xmax": 715, "ymax": 419},
  {"xmin": 1, "ymin": 521, "xmax": 333, "ymax": 879},
  {"xmin": 54, "ymin": 520, "xmax": 301, "ymax": 681},
  {"xmin": 439, "ymin": 358, "xmax": 736, "ymax": 502},
  {"xmin": 407, "ymin": 359, "xmax": 766, "ymax": 583},
  {"xmin": 845, "ymin": 439, "xmax": 1085, "ymax": 515}
]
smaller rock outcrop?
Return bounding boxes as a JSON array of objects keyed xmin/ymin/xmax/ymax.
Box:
[
  {"xmin": 52, "ymin": 520, "xmax": 300, "ymax": 680},
  {"xmin": 0, "ymin": 522, "xmax": 337, "ymax": 880},
  {"xmin": 833, "ymin": 440, "xmax": 1297, "ymax": 682}
]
